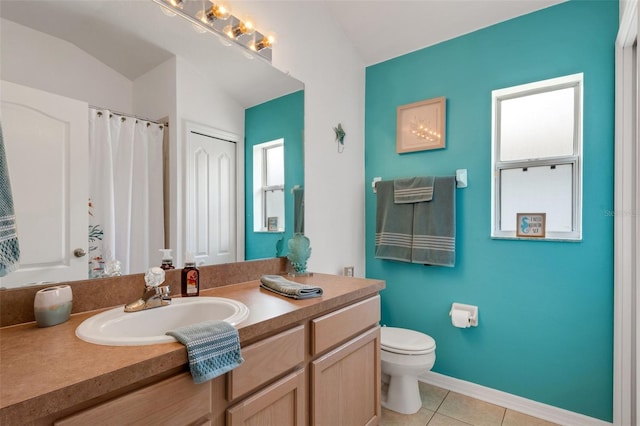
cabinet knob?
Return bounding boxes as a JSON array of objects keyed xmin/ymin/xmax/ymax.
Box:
[{"xmin": 73, "ymin": 248, "xmax": 87, "ymax": 258}]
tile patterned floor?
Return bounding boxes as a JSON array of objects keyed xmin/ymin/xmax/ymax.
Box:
[{"xmin": 381, "ymin": 382, "xmax": 560, "ymax": 426}]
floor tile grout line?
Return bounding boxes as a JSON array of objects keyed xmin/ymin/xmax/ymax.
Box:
[
  {"xmin": 500, "ymin": 406, "xmax": 508, "ymax": 425},
  {"xmin": 434, "ymin": 389, "xmax": 450, "ymax": 414}
]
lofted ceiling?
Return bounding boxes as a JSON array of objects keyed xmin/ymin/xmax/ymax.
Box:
[
  {"xmin": 0, "ymin": 0, "xmax": 566, "ymax": 105},
  {"xmin": 323, "ymin": 0, "xmax": 566, "ymax": 66}
]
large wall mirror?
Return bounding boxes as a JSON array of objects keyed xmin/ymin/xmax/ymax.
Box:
[{"xmin": 0, "ymin": 0, "xmax": 304, "ymax": 289}]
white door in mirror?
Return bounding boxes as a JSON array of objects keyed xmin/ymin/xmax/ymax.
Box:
[{"xmin": 0, "ymin": 81, "xmax": 88, "ymax": 288}]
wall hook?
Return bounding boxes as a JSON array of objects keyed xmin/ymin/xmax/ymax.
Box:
[{"xmin": 333, "ymin": 123, "xmax": 345, "ymax": 153}]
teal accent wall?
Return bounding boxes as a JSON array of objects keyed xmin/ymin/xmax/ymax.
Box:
[
  {"xmin": 365, "ymin": 1, "xmax": 617, "ymax": 421},
  {"xmin": 245, "ymin": 90, "xmax": 304, "ymax": 260}
]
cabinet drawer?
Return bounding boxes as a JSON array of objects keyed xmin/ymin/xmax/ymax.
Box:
[
  {"xmin": 228, "ymin": 325, "xmax": 305, "ymax": 400},
  {"xmin": 311, "ymin": 295, "xmax": 380, "ymax": 356},
  {"xmin": 226, "ymin": 368, "xmax": 306, "ymax": 426},
  {"xmin": 55, "ymin": 373, "xmax": 210, "ymax": 426}
]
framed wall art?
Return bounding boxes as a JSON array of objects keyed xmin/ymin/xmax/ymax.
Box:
[
  {"xmin": 397, "ymin": 96, "xmax": 446, "ymax": 153},
  {"xmin": 267, "ymin": 217, "xmax": 278, "ymax": 232},
  {"xmin": 516, "ymin": 213, "xmax": 546, "ymax": 238}
]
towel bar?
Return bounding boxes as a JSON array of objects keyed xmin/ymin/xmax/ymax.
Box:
[{"xmin": 372, "ymin": 169, "xmax": 468, "ymax": 193}]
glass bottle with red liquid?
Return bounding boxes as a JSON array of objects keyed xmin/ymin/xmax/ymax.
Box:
[{"xmin": 181, "ymin": 252, "xmax": 199, "ymax": 297}]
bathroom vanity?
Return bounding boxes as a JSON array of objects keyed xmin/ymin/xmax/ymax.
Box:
[{"xmin": 0, "ymin": 271, "xmax": 384, "ymax": 425}]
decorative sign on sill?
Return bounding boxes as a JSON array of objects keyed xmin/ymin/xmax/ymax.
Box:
[{"xmin": 516, "ymin": 213, "xmax": 546, "ymax": 238}]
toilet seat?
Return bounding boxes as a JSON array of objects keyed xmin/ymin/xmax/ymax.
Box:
[{"xmin": 381, "ymin": 327, "xmax": 436, "ymax": 355}]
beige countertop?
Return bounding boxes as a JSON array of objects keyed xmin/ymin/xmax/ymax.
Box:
[{"xmin": 0, "ymin": 273, "xmax": 384, "ymax": 424}]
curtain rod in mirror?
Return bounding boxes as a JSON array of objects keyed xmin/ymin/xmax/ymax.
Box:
[{"xmin": 89, "ymin": 106, "xmax": 168, "ymax": 127}]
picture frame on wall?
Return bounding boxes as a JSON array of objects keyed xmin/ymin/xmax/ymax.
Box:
[
  {"xmin": 397, "ymin": 96, "xmax": 446, "ymax": 153},
  {"xmin": 516, "ymin": 213, "xmax": 546, "ymax": 238}
]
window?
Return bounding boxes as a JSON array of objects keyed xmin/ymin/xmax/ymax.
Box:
[
  {"xmin": 491, "ymin": 73, "xmax": 583, "ymax": 240},
  {"xmin": 253, "ymin": 139, "xmax": 285, "ymax": 232}
]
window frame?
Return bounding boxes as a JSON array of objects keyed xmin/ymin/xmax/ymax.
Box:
[
  {"xmin": 252, "ymin": 139, "xmax": 284, "ymax": 233},
  {"xmin": 491, "ymin": 73, "xmax": 583, "ymax": 241}
]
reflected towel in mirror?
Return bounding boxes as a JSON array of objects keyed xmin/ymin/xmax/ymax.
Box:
[{"xmin": 0, "ymin": 122, "xmax": 20, "ymax": 276}]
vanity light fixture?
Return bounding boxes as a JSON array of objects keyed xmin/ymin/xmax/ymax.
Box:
[{"xmin": 152, "ymin": 0, "xmax": 274, "ymax": 62}]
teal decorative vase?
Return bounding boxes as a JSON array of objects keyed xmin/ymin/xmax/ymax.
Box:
[{"xmin": 287, "ymin": 234, "xmax": 311, "ymax": 275}]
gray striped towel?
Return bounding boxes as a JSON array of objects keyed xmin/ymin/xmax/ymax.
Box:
[
  {"xmin": 166, "ymin": 320, "xmax": 244, "ymax": 384},
  {"xmin": 260, "ymin": 274, "xmax": 323, "ymax": 299},
  {"xmin": 0, "ymin": 121, "xmax": 19, "ymax": 276},
  {"xmin": 375, "ymin": 176, "xmax": 456, "ymax": 266},
  {"xmin": 394, "ymin": 176, "xmax": 435, "ymax": 203},
  {"xmin": 412, "ymin": 176, "xmax": 456, "ymax": 266}
]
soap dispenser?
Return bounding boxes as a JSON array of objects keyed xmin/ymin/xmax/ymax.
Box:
[
  {"xmin": 181, "ymin": 252, "xmax": 199, "ymax": 297},
  {"xmin": 159, "ymin": 249, "xmax": 175, "ymax": 270}
]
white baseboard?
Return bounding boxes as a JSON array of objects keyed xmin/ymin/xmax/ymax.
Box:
[{"xmin": 419, "ymin": 371, "xmax": 612, "ymax": 426}]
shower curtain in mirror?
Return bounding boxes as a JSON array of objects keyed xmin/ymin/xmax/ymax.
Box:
[{"xmin": 88, "ymin": 109, "xmax": 165, "ymax": 278}]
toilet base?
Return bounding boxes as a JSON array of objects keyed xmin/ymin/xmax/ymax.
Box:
[{"xmin": 381, "ymin": 374, "xmax": 422, "ymax": 415}]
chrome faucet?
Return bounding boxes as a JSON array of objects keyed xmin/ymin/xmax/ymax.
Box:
[{"xmin": 124, "ymin": 267, "xmax": 171, "ymax": 312}]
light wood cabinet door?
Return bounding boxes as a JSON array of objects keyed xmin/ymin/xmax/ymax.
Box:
[
  {"xmin": 55, "ymin": 373, "xmax": 211, "ymax": 426},
  {"xmin": 226, "ymin": 369, "xmax": 306, "ymax": 426},
  {"xmin": 311, "ymin": 326, "xmax": 381, "ymax": 426},
  {"xmin": 228, "ymin": 325, "xmax": 305, "ymax": 401}
]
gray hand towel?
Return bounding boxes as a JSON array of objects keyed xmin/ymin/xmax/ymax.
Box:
[
  {"xmin": 260, "ymin": 275, "xmax": 323, "ymax": 299},
  {"xmin": 375, "ymin": 180, "xmax": 413, "ymax": 262},
  {"xmin": 394, "ymin": 176, "xmax": 435, "ymax": 203},
  {"xmin": 166, "ymin": 320, "xmax": 244, "ymax": 384},
  {"xmin": 412, "ymin": 176, "xmax": 456, "ymax": 266}
]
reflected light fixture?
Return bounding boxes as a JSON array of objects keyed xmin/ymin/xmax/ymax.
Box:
[{"xmin": 152, "ymin": 0, "xmax": 274, "ymax": 62}]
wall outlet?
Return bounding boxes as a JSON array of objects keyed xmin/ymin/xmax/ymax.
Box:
[{"xmin": 343, "ymin": 266, "xmax": 354, "ymax": 277}]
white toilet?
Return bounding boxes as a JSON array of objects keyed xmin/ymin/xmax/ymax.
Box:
[{"xmin": 380, "ymin": 327, "xmax": 436, "ymax": 414}]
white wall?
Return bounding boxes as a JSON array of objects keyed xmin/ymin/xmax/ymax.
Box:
[
  {"xmin": 235, "ymin": 1, "xmax": 367, "ymax": 276},
  {"xmin": 0, "ymin": 19, "xmax": 132, "ymax": 112},
  {"xmin": 172, "ymin": 56, "xmax": 247, "ymax": 266}
]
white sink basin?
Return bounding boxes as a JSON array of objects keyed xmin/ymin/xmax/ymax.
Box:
[{"xmin": 76, "ymin": 297, "xmax": 249, "ymax": 346}]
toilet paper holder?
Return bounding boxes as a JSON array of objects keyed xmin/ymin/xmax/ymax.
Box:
[{"xmin": 449, "ymin": 303, "xmax": 478, "ymax": 327}]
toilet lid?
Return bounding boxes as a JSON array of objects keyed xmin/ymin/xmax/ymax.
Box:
[{"xmin": 381, "ymin": 327, "xmax": 436, "ymax": 355}]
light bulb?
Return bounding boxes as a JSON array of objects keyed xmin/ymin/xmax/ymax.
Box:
[
  {"xmin": 251, "ymin": 33, "xmax": 276, "ymax": 51},
  {"xmin": 242, "ymin": 20, "xmax": 255, "ymax": 35},
  {"xmin": 168, "ymin": 0, "xmax": 184, "ymax": 9},
  {"xmin": 208, "ymin": 3, "xmax": 231, "ymax": 20},
  {"xmin": 224, "ymin": 19, "xmax": 255, "ymax": 39}
]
